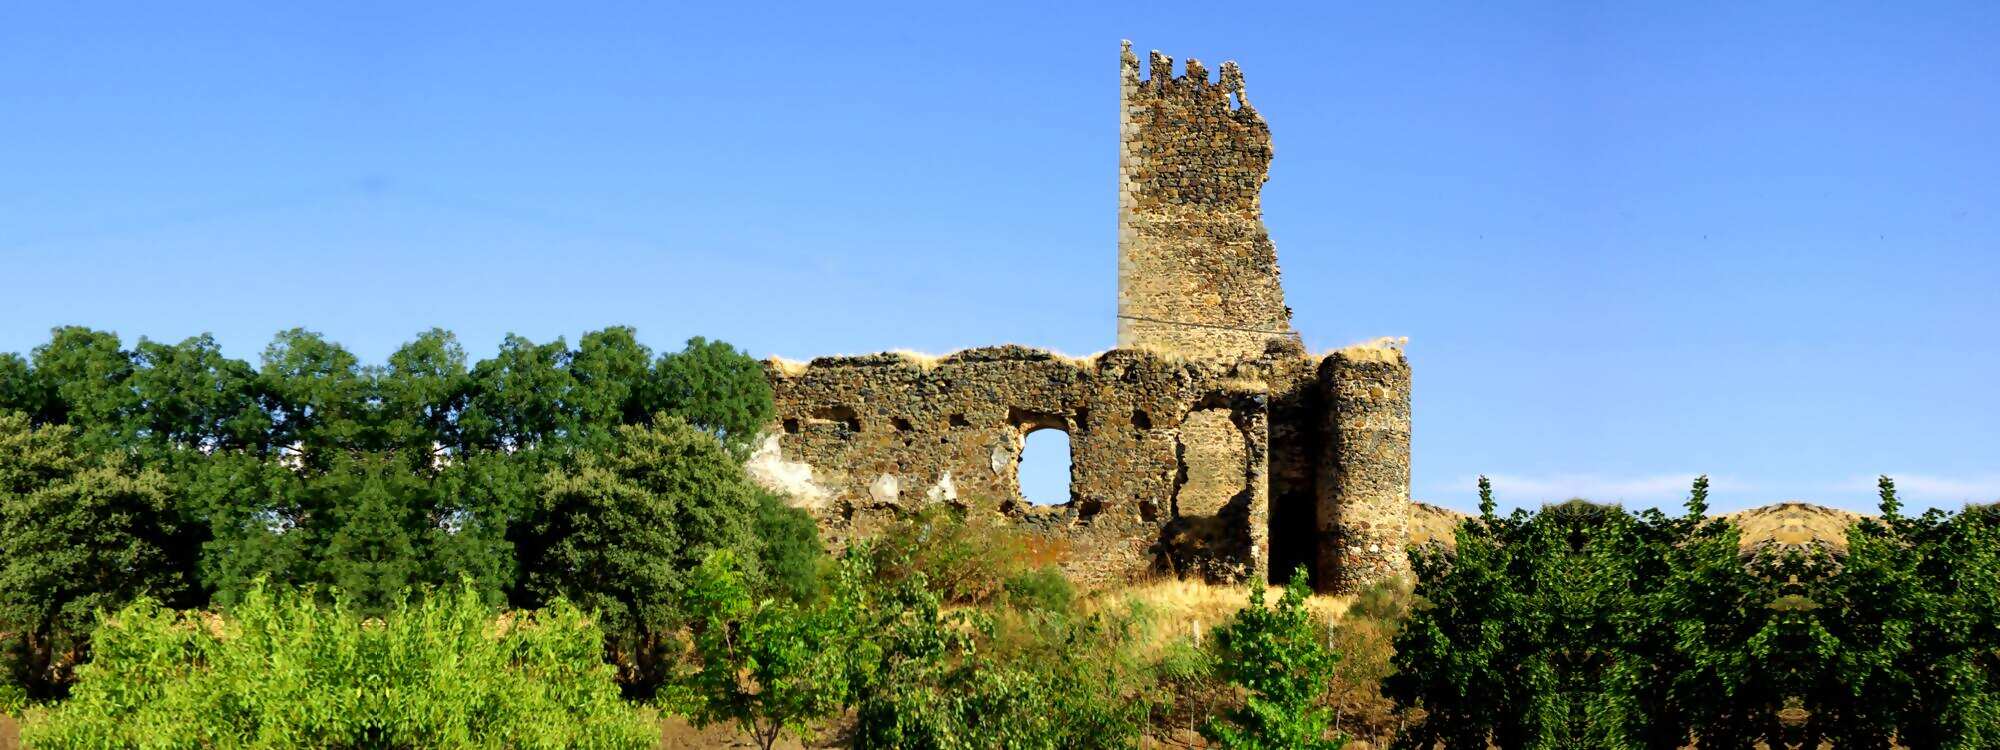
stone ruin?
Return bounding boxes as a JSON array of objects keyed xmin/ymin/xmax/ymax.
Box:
[{"xmin": 747, "ymin": 42, "xmax": 1413, "ymax": 593}]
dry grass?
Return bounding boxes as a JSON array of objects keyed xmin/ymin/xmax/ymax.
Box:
[
  {"xmin": 1725, "ymin": 502, "xmax": 1862, "ymax": 554},
  {"xmin": 1086, "ymin": 577, "xmax": 1353, "ymax": 661},
  {"xmin": 887, "ymin": 349, "xmax": 945, "ymax": 370},
  {"xmin": 1095, "ymin": 576, "xmax": 1417, "ymax": 749},
  {"xmin": 1327, "ymin": 336, "xmax": 1408, "ymax": 363},
  {"xmin": 1403, "ymin": 500, "xmax": 1866, "ymax": 556},
  {"xmin": 765, "ymin": 356, "xmax": 810, "ymax": 377},
  {"xmin": 1408, "ymin": 501, "xmax": 1468, "ymax": 548}
]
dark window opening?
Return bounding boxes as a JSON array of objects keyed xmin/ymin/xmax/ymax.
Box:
[{"xmin": 810, "ymin": 405, "xmax": 861, "ymax": 432}]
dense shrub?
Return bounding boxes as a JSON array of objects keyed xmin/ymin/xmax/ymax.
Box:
[
  {"xmin": 1807, "ymin": 479, "xmax": 2000, "ymax": 748},
  {"xmin": 663, "ymin": 530, "xmax": 1143, "ymax": 750},
  {"xmin": 862, "ymin": 504, "xmax": 1059, "ymax": 606},
  {"xmin": 516, "ymin": 415, "xmax": 767, "ymax": 695},
  {"xmin": 1391, "ymin": 477, "xmax": 1783, "ymax": 748},
  {"xmin": 21, "ymin": 581, "xmax": 657, "ymax": 749},
  {"xmin": 863, "ymin": 527, "xmax": 1149, "ymax": 749},
  {"xmin": 1001, "ymin": 564, "xmax": 1077, "ymax": 613},
  {"xmin": 670, "ymin": 551, "xmax": 861, "ymax": 750},
  {"xmin": 752, "ymin": 488, "xmax": 829, "ymax": 603},
  {"xmin": 1327, "ymin": 575, "xmax": 1415, "ymax": 743},
  {"xmin": 0, "ymin": 327, "xmax": 788, "ymax": 700},
  {"xmin": 1389, "ymin": 475, "xmax": 2000, "ymax": 747},
  {"xmin": 0, "ymin": 414, "xmax": 200, "ymax": 701},
  {"xmin": 1201, "ymin": 570, "xmax": 1347, "ymax": 750}
]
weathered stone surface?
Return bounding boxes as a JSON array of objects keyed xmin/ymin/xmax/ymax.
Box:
[
  {"xmin": 750, "ymin": 44, "xmax": 1414, "ymax": 594},
  {"xmin": 1318, "ymin": 345, "xmax": 1414, "ymax": 592},
  {"xmin": 1177, "ymin": 408, "xmax": 1249, "ymax": 517},
  {"xmin": 762, "ymin": 347, "xmax": 1274, "ymax": 586},
  {"xmin": 1117, "ymin": 41, "xmax": 1294, "ymax": 361}
]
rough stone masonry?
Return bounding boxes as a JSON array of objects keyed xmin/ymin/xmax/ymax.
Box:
[{"xmin": 748, "ymin": 42, "xmax": 1412, "ymax": 593}]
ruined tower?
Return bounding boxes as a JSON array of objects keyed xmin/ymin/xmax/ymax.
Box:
[
  {"xmin": 754, "ymin": 43, "xmax": 1412, "ymax": 595},
  {"xmin": 1319, "ymin": 348, "xmax": 1414, "ymax": 591},
  {"xmin": 1117, "ymin": 41, "xmax": 1295, "ymax": 360}
]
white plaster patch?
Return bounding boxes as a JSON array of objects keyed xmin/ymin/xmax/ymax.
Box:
[
  {"xmin": 990, "ymin": 441, "xmax": 1013, "ymax": 476},
  {"xmin": 870, "ymin": 473, "xmax": 901, "ymax": 505},
  {"xmin": 926, "ymin": 471, "xmax": 959, "ymax": 505},
  {"xmin": 743, "ymin": 434, "xmax": 832, "ymax": 510}
]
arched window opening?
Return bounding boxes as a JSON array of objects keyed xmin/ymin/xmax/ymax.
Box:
[{"xmin": 1018, "ymin": 428, "xmax": 1073, "ymax": 506}]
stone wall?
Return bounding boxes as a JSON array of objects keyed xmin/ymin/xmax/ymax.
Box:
[
  {"xmin": 753, "ymin": 346, "xmax": 1274, "ymax": 586},
  {"xmin": 1117, "ymin": 41, "xmax": 1294, "ymax": 361},
  {"xmin": 746, "ymin": 44, "xmax": 1417, "ymax": 594}
]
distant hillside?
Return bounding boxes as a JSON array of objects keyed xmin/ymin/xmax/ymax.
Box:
[
  {"xmin": 1404, "ymin": 500, "xmax": 1863, "ymax": 555},
  {"xmin": 1725, "ymin": 501, "xmax": 1863, "ymax": 555}
]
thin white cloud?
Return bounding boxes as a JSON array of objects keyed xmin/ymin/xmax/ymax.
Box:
[{"xmin": 1834, "ymin": 474, "xmax": 2000, "ymax": 506}]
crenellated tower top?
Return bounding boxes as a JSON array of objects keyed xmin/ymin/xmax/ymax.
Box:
[{"xmin": 1117, "ymin": 40, "xmax": 1296, "ymax": 361}]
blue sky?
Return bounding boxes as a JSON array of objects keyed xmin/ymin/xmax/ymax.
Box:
[{"xmin": 3, "ymin": 2, "xmax": 1995, "ymax": 514}]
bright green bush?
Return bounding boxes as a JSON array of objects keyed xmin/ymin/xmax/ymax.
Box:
[
  {"xmin": 21, "ymin": 581, "xmax": 657, "ymax": 749},
  {"xmin": 1002, "ymin": 565, "xmax": 1076, "ymax": 613},
  {"xmin": 845, "ymin": 542, "xmax": 1146, "ymax": 750},
  {"xmin": 668, "ymin": 552, "xmax": 858, "ymax": 750},
  {"xmin": 1202, "ymin": 570, "xmax": 1347, "ymax": 750},
  {"xmin": 0, "ymin": 677, "xmax": 24, "ymax": 715}
]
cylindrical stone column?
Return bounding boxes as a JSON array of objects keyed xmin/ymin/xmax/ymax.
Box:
[{"xmin": 1316, "ymin": 347, "xmax": 1412, "ymax": 593}]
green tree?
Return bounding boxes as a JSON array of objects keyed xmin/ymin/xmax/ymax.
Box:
[
  {"xmin": 571, "ymin": 326, "xmax": 654, "ymax": 434},
  {"xmin": 0, "ymin": 354, "xmax": 50, "ymax": 421},
  {"xmin": 129, "ymin": 334, "xmax": 268, "ymax": 452},
  {"xmin": 1810, "ymin": 477, "xmax": 2000, "ymax": 747},
  {"xmin": 1202, "ymin": 569, "xmax": 1347, "ymax": 750},
  {"xmin": 1393, "ymin": 478, "xmax": 1797, "ymax": 748},
  {"xmin": 409, "ymin": 454, "xmax": 513, "ymax": 604},
  {"xmin": 517, "ymin": 415, "xmax": 763, "ymax": 692},
  {"xmin": 0, "ymin": 417, "xmax": 194, "ymax": 700},
  {"xmin": 318, "ymin": 455, "xmax": 420, "ymax": 615},
  {"xmin": 30, "ymin": 327, "xmax": 137, "ymax": 444},
  {"xmin": 0, "ymin": 412, "xmax": 79, "ymax": 500},
  {"xmin": 651, "ymin": 336, "xmax": 774, "ymax": 459},
  {"xmin": 377, "ymin": 327, "xmax": 469, "ymax": 460},
  {"xmin": 460, "ymin": 333, "xmax": 578, "ymax": 452},
  {"xmin": 1390, "ymin": 477, "xmax": 1533, "ymax": 748},
  {"xmin": 673, "ymin": 551, "xmax": 856, "ymax": 750},
  {"xmin": 259, "ymin": 328, "xmax": 368, "ymax": 471},
  {"xmin": 753, "ymin": 489, "xmax": 827, "ymax": 602},
  {"xmin": 195, "ymin": 452, "xmax": 315, "ymax": 605},
  {"xmin": 1622, "ymin": 477, "xmax": 1788, "ymax": 746}
]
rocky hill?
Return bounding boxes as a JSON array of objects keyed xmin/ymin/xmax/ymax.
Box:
[{"xmin": 1404, "ymin": 500, "xmax": 1863, "ymax": 555}]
